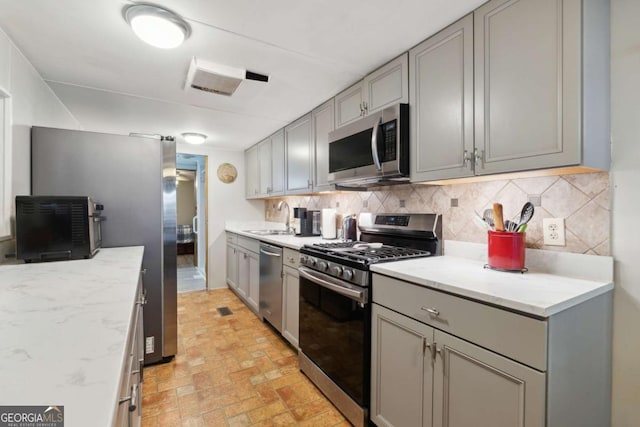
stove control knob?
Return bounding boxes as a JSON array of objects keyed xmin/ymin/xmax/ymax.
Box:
[
  {"xmin": 308, "ymin": 258, "xmax": 317, "ymax": 267},
  {"xmin": 343, "ymin": 269, "xmax": 354, "ymax": 280},
  {"xmin": 300, "ymin": 256, "xmax": 308, "ymax": 264},
  {"xmin": 331, "ymin": 266, "xmax": 344, "ymax": 276},
  {"xmin": 318, "ymin": 261, "xmax": 328, "ymax": 271}
]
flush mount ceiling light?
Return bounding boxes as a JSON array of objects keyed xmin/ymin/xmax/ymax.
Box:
[
  {"xmin": 124, "ymin": 4, "xmax": 191, "ymax": 49},
  {"xmin": 181, "ymin": 132, "xmax": 207, "ymax": 145}
]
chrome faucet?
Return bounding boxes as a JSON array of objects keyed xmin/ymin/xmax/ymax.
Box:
[{"xmin": 277, "ymin": 200, "xmax": 293, "ymax": 234}]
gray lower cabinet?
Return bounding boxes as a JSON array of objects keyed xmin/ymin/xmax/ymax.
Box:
[
  {"xmin": 233, "ymin": 236, "xmax": 260, "ymax": 314},
  {"xmin": 371, "ymin": 304, "xmax": 544, "ymax": 427},
  {"xmin": 410, "ymin": 14, "xmax": 474, "ymax": 182},
  {"xmin": 282, "ymin": 248, "xmax": 300, "ymax": 348},
  {"xmin": 226, "ymin": 245, "xmax": 238, "ymax": 290},
  {"xmin": 238, "ymin": 248, "xmax": 259, "ymax": 312},
  {"xmin": 432, "ymin": 329, "xmax": 545, "ymax": 427},
  {"xmin": 371, "ymin": 273, "xmax": 612, "ymax": 427},
  {"xmin": 371, "ymin": 304, "xmax": 434, "ymax": 427},
  {"xmin": 312, "ymin": 99, "xmax": 334, "ymax": 192},
  {"xmin": 115, "ymin": 274, "xmax": 145, "ymax": 427},
  {"xmin": 285, "ymin": 114, "xmax": 313, "ymax": 194}
]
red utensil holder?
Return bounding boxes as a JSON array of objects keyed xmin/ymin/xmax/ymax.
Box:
[{"xmin": 487, "ymin": 230, "xmax": 526, "ymax": 271}]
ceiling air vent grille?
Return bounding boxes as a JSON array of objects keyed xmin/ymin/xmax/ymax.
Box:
[{"xmin": 185, "ymin": 58, "xmax": 268, "ymax": 97}]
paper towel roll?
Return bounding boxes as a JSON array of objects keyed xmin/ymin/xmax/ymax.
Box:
[{"xmin": 322, "ymin": 208, "xmax": 337, "ymax": 239}]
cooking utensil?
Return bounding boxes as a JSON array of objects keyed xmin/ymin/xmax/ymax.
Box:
[
  {"xmin": 482, "ymin": 208, "xmax": 495, "ymax": 229},
  {"xmin": 515, "ymin": 202, "xmax": 535, "ymax": 231},
  {"xmin": 517, "ymin": 223, "xmax": 528, "ymax": 233},
  {"xmin": 493, "ymin": 203, "xmax": 505, "ymax": 232},
  {"xmin": 504, "ymin": 219, "xmax": 516, "ymax": 232},
  {"xmin": 474, "ymin": 211, "xmax": 491, "ymax": 230}
]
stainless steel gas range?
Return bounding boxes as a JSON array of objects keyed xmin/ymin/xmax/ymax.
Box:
[{"xmin": 298, "ymin": 213, "xmax": 442, "ymax": 427}]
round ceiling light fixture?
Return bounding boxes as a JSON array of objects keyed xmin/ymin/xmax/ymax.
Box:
[
  {"xmin": 181, "ymin": 132, "xmax": 207, "ymax": 145},
  {"xmin": 124, "ymin": 4, "xmax": 191, "ymax": 49}
]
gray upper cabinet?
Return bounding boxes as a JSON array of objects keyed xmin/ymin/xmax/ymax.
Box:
[
  {"xmin": 365, "ymin": 53, "xmax": 409, "ymax": 114},
  {"xmin": 334, "ymin": 81, "xmax": 364, "ymax": 129},
  {"xmin": 244, "ymin": 145, "xmax": 259, "ymax": 199},
  {"xmin": 410, "ymin": 14, "xmax": 474, "ymax": 182},
  {"xmin": 257, "ymin": 137, "xmax": 272, "ymax": 196},
  {"xmin": 312, "ymin": 99, "xmax": 335, "ymax": 192},
  {"xmin": 335, "ymin": 53, "xmax": 409, "ymax": 129},
  {"xmin": 271, "ymin": 129, "xmax": 285, "ymax": 195},
  {"xmin": 254, "ymin": 129, "xmax": 285, "ymax": 198},
  {"xmin": 474, "ymin": 0, "xmax": 609, "ymax": 174},
  {"xmin": 285, "ymin": 113, "xmax": 313, "ymax": 194}
]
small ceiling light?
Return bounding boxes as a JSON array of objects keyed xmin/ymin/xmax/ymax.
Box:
[
  {"xmin": 181, "ymin": 132, "xmax": 207, "ymax": 145},
  {"xmin": 124, "ymin": 5, "xmax": 191, "ymax": 49}
]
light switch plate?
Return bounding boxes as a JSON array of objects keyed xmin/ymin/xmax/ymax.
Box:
[{"xmin": 543, "ymin": 218, "xmax": 566, "ymax": 246}]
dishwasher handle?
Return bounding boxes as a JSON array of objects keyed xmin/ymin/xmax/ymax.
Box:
[{"xmin": 260, "ymin": 249, "xmax": 282, "ymax": 257}]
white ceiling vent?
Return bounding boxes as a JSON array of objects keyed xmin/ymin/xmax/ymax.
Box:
[{"xmin": 185, "ymin": 57, "xmax": 269, "ymax": 97}]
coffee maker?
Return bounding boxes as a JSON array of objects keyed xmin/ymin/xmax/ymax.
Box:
[{"xmin": 294, "ymin": 208, "xmax": 321, "ymax": 236}]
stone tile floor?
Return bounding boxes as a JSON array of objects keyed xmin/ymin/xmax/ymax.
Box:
[{"xmin": 142, "ymin": 288, "xmax": 349, "ymax": 426}]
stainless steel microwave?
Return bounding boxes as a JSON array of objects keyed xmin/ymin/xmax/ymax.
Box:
[
  {"xmin": 328, "ymin": 103, "xmax": 409, "ymax": 187},
  {"xmin": 16, "ymin": 196, "xmax": 104, "ymax": 262}
]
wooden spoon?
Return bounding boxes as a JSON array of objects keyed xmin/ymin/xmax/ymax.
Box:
[{"xmin": 493, "ymin": 203, "xmax": 505, "ymax": 232}]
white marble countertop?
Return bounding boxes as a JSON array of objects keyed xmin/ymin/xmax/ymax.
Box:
[
  {"xmin": 225, "ymin": 221, "xmax": 340, "ymax": 250},
  {"xmin": 370, "ymin": 255, "xmax": 613, "ymax": 317},
  {"xmin": 0, "ymin": 246, "xmax": 144, "ymax": 426}
]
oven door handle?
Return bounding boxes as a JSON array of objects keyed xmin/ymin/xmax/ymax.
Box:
[{"xmin": 299, "ymin": 267, "xmax": 366, "ymax": 304}]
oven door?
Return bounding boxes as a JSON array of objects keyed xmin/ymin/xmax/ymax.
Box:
[{"xmin": 298, "ymin": 266, "xmax": 370, "ymax": 407}]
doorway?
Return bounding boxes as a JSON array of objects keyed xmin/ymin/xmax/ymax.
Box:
[{"xmin": 176, "ymin": 153, "xmax": 208, "ymax": 293}]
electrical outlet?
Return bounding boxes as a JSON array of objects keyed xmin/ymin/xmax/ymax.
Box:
[
  {"xmin": 145, "ymin": 336, "xmax": 155, "ymax": 354},
  {"xmin": 543, "ymin": 218, "xmax": 566, "ymax": 246}
]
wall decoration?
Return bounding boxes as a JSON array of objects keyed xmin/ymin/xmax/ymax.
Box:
[{"xmin": 217, "ymin": 163, "xmax": 237, "ymax": 184}]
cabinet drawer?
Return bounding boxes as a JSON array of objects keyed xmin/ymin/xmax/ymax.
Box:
[
  {"xmin": 237, "ymin": 236, "xmax": 259, "ymax": 253},
  {"xmin": 283, "ymin": 248, "xmax": 300, "ymax": 268},
  {"xmin": 372, "ymin": 273, "xmax": 548, "ymax": 371},
  {"xmin": 226, "ymin": 232, "xmax": 238, "ymax": 245}
]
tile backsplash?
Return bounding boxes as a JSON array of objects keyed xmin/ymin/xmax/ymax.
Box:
[{"xmin": 265, "ymin": 172, "xmax": 610, "ymax": 256}]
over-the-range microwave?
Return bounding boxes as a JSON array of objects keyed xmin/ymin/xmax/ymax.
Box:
[{"xmin": 328, "ymin": 103, "xmax": 409, "ymax": 188}]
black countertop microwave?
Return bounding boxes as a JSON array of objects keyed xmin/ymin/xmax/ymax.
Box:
[{"xmin": 16, "ymin": 196, "xmax": 104, "ymax": 262}]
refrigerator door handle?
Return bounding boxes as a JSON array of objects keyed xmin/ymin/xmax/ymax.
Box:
[{"xmin": 192, "ymin": 216, "xmax": 198, "ymax": 234}]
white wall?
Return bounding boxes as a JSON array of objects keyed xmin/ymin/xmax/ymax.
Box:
[
  {"xmin": 176, "ymin": 178, "xmax": 196, "ymax": 226},
  {"xmin": 611, "ymin": 1, "xmax": 640, "ymax": 425},
  {"xmin": 175, "ymin": 143, "xmax": 264, "ymax": 288},
  {"xmin": 0, "ymin": 25, "xmax": 79, "ymax": 257}
]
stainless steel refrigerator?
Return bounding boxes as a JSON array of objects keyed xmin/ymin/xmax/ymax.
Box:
[{"xmin": 31, "ymin": 126, "xmax": 177, "ymax": 365}]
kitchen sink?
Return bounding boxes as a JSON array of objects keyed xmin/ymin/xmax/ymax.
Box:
[{"xmin": 243, "ymin": 229, "xmax": 294, "ymax": 236}]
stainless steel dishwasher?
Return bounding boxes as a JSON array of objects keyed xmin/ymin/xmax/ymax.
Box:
[{"xmin": 259, "ymin": 242, "xmax": 283, "ymax": 332}]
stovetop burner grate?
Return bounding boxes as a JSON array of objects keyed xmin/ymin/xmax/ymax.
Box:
[{"xmin": 304, "ymin": 241, "xmax": 431, "ymax": 265}]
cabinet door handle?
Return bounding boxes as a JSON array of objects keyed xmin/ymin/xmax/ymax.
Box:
[
  {"xmin": 420, "ymin": 307, "xmax": 440, "ymax": 317},
  {"xmin": 423, "ymin": 337, "xmax": 432, "ymax": 356},
  {"xmin": 474, "ymin": 148, "xmax": 484, "ymax": 168},
  {"xmin": 119, "ymin": 383, "xmax": 138, "ymax": 412},
  {"xmin": 363, "ymin": 101, "xmax": 368, "ymax": 115},
  {"xmin": 463, "ymin": 150, "xmax": 471, "ymax": 167}
]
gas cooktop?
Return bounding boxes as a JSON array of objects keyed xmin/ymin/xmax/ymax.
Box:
[{"xmin": 304, "ymin": 241, "xmax": 431, "ymax": 265}]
